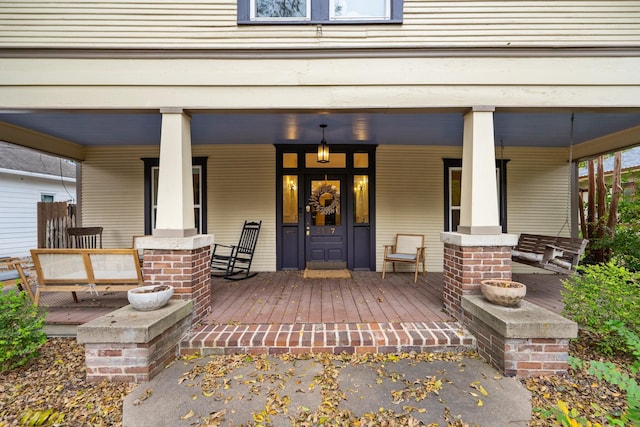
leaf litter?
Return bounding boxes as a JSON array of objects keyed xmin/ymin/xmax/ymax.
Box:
[{"xmin": 1, "ymin": 331, "xmax": 633, "ymax": 426}]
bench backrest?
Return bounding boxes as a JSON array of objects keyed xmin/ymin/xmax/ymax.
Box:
[
  {"xmin": 30, "ymin": 248, "xmax": 143, "ymax": 286},
  {"xmin": 395, "ymin": 234, "xmax": 425, "ymax": 254},
  {"xmin": 516, "ymin": 233, "xmax": 587, "ymax": 255}
]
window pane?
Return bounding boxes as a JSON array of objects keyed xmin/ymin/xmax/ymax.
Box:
[
  {"xmin": 452, "ymin": 208, "xmax": 460, "ymax": 232},
  {"xmin": 305, "ymin": 152, "xmax": 346, "ymax": 168},
  {"xmin": 354, "ymin": 175, "xmax": 369, "ymax": 224},
  {"xmin": 310, "ymin": 180, "xmax": 340, "ymax": 226},
  {"xmin": 252, "ymin": 0, "xmax": 311, "ymax": 20},
  {"xmin": 450, "ymin": 169, "xmax": 461, "ymax": 207},
  {"xmin": 283, "ymin": 153, "xmax": 298, "ymax": 168},
  {"xmin": 331, "ymin": 0, "xmax": 389, "ymax": 20},
  {"xmin": 353, "ymin": 153, "xmax": 368, "ymax": 168},
  {"xmin": 193, "ymin": 167, "xmax": 201, "ymax": 205},
  {"xmin": 283, "ymin": 175, "xmax": 298, "ymax": 224},
  {"xmin": 41, "ymin": 194, "xmax": 55, "ymax": 202},
  {"xmin": 151, "ymin": 165, "xmax": 203, "ymax": 233}
]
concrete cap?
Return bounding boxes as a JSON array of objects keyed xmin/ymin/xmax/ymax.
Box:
[
  {"xmin": 77, "ymin": 299, "xmax": 193, "ymax": 344},
  {"xmin": 462, "ymin": 295, "xmax": 577, "ymax": 339},
  {"xmin": 440, "ymin": 232, "xmax": 519, "ymax": 247}
]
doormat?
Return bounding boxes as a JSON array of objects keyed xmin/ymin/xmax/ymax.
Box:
[{"xmin": 303, "ymin": 269, "xmax": 352, "ymax": 279}]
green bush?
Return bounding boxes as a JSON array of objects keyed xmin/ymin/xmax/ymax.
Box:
[
  {"xmin": 567, "ymin": 321, "xmax": 640, "ymax": 426},
  {"xmin": 561, "ymin": 262, "xmax": 640, "ymax": 355},
  {"xmin": 0, "ymin": 286, "xmax": 47, "ymax": 372}
]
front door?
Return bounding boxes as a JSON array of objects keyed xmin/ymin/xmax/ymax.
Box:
[{"xmin": 305, "ymin": 175, "xmax": 347, "ymax": 269}]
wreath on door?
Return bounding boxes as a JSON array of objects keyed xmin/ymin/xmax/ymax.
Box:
[{"xmin": 309, "ymin": 184, "xmax": 340, "ymax": 215}]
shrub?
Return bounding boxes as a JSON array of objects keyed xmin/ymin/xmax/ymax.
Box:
[
  {"xmin": 0, "ymin": 286, "xmax": 47, "ymax": 371},
  {"xmin": 561, "ymin": 262, "xmax": 640, "ymax": 355}
]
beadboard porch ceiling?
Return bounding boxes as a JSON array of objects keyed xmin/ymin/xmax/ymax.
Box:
[{"xmin": 1, "ymin": 110, "xmax": 640, "ymax": 152}]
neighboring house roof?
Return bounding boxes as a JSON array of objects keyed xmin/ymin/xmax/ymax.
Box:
[
  {"xmin": 0, "ymin": 141, "xmax": 76, "ymax": 178},
  {"xmin": 578, "ymin": 146, "xmax": 640, "ymax": 177}
]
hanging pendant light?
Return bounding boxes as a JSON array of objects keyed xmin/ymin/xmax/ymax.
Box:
[{"xmin": 317, "ymin": 124, "xmax": 330, "ymax": 163}]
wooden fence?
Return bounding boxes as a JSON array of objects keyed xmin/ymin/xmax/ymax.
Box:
[{"xmin": 37, "ymin": 202, "xmax": 77, "ymax": 248}]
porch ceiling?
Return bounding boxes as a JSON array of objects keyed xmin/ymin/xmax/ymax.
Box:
[{"xmin": 1, "ymin": 110, "xmax": 639, "ymax": 155}]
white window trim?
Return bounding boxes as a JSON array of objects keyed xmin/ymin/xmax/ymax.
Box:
[{"xmin": 151, "ymin": 165, "xmax": 203, "ymax": 233}]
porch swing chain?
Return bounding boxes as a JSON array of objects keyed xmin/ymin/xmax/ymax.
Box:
[{"xmin": 558, "ymin": 113, "xmax": 575, "ymax": 237}]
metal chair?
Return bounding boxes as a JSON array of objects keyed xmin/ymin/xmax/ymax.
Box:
[
  {"xmin": 211, "ymin": 221, "xmax": 262, "ymax": 280},
  {"xmin": 67, "ymin": 227, "xmax": 103, "ymax": 249}
]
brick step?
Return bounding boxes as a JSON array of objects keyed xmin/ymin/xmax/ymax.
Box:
[{"xmin": 180, "ymin": 321, "xmax": 477, "ymax": 356}]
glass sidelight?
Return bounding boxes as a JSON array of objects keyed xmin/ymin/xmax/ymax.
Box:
[
  {"xmin": 282, "ymin": 175, "xmax": 298, "ymax": 224},
  {"xmin": 309, "ymin": 179, "xmax": 341, "ymax": 226},
  {"xmin": 354, "ymin": 175, "xmax": 369, "ymax": 224}
]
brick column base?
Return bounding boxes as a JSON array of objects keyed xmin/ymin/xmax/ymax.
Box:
[
  {"xmin": 137, "ymin": 235, "xmax": 214, "ymax": 325},
  {"xmin": 462, "ymin": 295, "xmax": 577, "ymax": 378},
  {"xmin": 78, "ymin": 300, "xmax": 193, "ymax": 383},
  {"xmin": 440, "ymin": 232, "xmax": 518, "ymax": 320}
]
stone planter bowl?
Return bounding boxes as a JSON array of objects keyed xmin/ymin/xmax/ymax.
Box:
[
  {"xmin": 127, "ymin": 285, "xmax": 174, "ymax": 311},
  {"xmin": 480, "ymin": 280, "xmax": 526, "ymax": 307}
]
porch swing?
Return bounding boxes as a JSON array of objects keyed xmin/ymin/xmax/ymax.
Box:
[{"xmin": 510, "ymin": 113, "xmax": 589, "ymax": 274}]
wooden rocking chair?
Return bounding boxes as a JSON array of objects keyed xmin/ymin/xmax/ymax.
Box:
[{"xmin": 211, "ymin": 221, "xmax": 262, "ymax": 280}]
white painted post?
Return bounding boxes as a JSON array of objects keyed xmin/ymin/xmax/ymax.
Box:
[
  {"xmin": 154, "ymin": 108, "xmax": 196, "ymax": 237},
  {"xmin": 458, "ymin": 106, "xmax": 502, "ymax": 235}
]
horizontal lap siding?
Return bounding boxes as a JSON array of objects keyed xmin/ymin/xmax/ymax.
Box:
[
  {"xmin": 207, "ymin": 145, "xmax": 275, "ymax": 272},
  {"xmin": 377, "ymin": 146, "xmax": 569, "ymax": 273},
  {"xmin": 1, "ymin": 1, "xmax": 639, "ymax": 48},
  {"xmin": 81, "ymin": 146, "xmax": 153, "ymax": 249},
  {"xmin": 81, "ymin": 144, "xmax": 276, "ymax": 272}
]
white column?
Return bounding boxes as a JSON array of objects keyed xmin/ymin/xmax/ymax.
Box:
[
  {"xmin": 458, "ymin": 106, "xmax": 502, "ymax": 235},
  {"xmin": 154, "ymin": 108, "xmax": 196, "ymax": 237}
]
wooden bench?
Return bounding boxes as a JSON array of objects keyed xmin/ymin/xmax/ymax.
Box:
[
  {"xmin": 15, "ymin": 248, "xmax": 144, "ymax": 306},
  {"xmin": 511, "ymin": 233, "xmax": 588, "ymax": 274}
]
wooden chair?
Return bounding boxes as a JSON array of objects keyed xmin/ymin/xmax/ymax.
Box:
[
  {"xmin": 382, "ymin": 234, "xmax": 426, "ymax": 283},
  {"xmin": 67, "ymin": 227, "xmax": 103, "ymax": 249},
  {"xmin": 211, "ymin": 221, "xmax": 262, "ymax": 280},
  {"xmin": 0, "ymin": 257, "xmax": 34, "ymax": 301}
]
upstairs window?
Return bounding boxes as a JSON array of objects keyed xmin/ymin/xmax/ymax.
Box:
[
  {"xmin": 239, "ymin": 0, "xmax": 402, "ymax": 24},
  {"xmin": 330, "ymin": 0, "xmax": 390, "ymax": 21},
  {"xmin": 251, "ymin": 0, "xmax": 311, "ymax": 22}
]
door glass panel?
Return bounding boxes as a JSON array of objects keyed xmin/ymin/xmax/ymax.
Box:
[
  {"xmin": 309, "ymin": 179, "xmax": 341, "ymax": 226},
  {"xmin": 283, "ymin": 175, "xmax": 298, "ymax": 224},
  {"xmin": 354, "ymin": 175, "xmax": 369, "ymax": 224}
]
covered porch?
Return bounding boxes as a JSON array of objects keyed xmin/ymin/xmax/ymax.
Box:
[{"xmin": 42, "ymin": 271, "xmax": 565, "ymax": 350}]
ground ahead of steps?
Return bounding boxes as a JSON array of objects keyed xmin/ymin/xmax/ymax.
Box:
[{"xmin": 0, "ymin": 333, "xmax": 633, "ymax": 426}]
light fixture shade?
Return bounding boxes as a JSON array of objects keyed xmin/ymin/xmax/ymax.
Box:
[{"xmin": 317, "ymin": 124, "xmax": 330, "ymax": 163}]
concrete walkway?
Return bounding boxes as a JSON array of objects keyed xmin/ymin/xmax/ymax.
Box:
[{"xmin": 123, "ymin": 352, "xmax": 531, "ymax": 426}]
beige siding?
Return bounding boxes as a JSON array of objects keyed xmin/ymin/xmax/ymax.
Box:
[
  {"xmin": 206, "ymin": 145, "xmax": 276, "ymax": 272},
  {"xmin": 81, "ymin": 144, "xmax": 276, "ymax": 271},
  {"xmin": 81, "ymin": 145, "xmax": 153, "ymax": 247},
  {"xmin": 83, "ymin": 144, "xmax": 568, "ymax": 274},
  {"xmin": 376, "ymin": 145, "xmax": 461, "ymax": 273},
  {"xmin": 376, "ymin": 145, "xmax": 570, "ymax": 273},
  {"xmin": 1, "ymin": 1, "xmax": 639, "ymax": 48}
]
